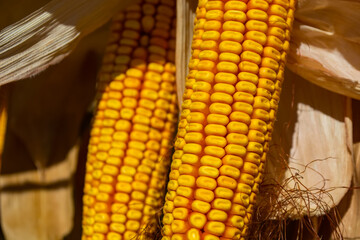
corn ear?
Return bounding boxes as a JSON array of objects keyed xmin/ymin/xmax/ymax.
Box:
[
  {"xmin": 82, "ymin": 0, "xmax": 177, "ymax": 239},
  {"xmin": 162, "ymin": 0, "xmax": 296, "ymax": 239}
]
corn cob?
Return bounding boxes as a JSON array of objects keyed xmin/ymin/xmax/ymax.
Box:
[
  {"xmin": 82, "ymin": 0, "xmax": 177, "ymax": 239},
  {"xmin": 162, "ymin": 0, "xmax": 296, "ymax": 239}
]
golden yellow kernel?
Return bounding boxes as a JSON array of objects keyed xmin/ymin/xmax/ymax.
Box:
[
  {"xmin": 247, "ymin": 142, "xmax": 264, "ymax": 155},
  {"xmin": 178, "ymin": 175, "xmax": 196, "ymax": 188},
  {"xmin": 217, "ymin": 62, "xmax": 238, "ymax": 74},
  {"xmin": 204, "ymin": 146, "xmax": 225, "ymax": 158},
  {"xmin": 191, "ymin": 39, "xmax": 202, "ymax": 49},
  {"xmin": 246, "ymin": 20, "xmax": 268, "ymax": 33},
  {"xmin": 266, "ymin": 35, "xmax": 283, "ymax": 52},
  {"xmin": 244, "ymin": 152, "xmax": 261, "ymax": 166},
  {"xmin": 196, "ymin": 176, "xmax": 217, "ymax": 190},
  {"xmin": 132, "ymin": 181, "xmax": 148, "ymax": 192},
  {"xmin": 177, "ymin": 186, "xmax": 194, "ymax": 198},
  {"xmin": 234, "ymin": 183, "xmax": 251, "ymax": 195},
  {"xmin": 204, "ymin": 20, "xmax": 222, "ymax": 31},
  {"xmin": 209, "ymin": 103, "xmax": 232, "ymax": 115},
  {"xmin": 268, "ymin": 26, "xmax": 285, "ymax": 41},
  {"xmin": 191, "ymin": 91, "xmax": 210, "ymax": 103},
  {"xmin": 174, "ymin": 195, "xmax": 191, "ymax": 208},
  {"xmin": 235, "ymin": 81, "xmax": 257, "ymax": 95},
  {"xmin": 214, "ymin": 187, "xmax": 234, "ymax": 200},
  {"xmin": 229, "ymin": 203, "xmax": 246, "ymax": 217},
  {"xmin": 201, "ymin": 155, "xmax": 222, "ymax": 168},
  {"xmin": 204, "ymin": 124, "xmax": 227, "ymax": 137},
  {"xmin": 207, "ymin": 209, "xmax": 228, "ymax": 222},
  {"xmin": 187, "ymin": 102, "xmax": 208, "ymax": 113},
  {"xmin": 196, "ymin": 61, "xmax": 214, "ymax": 72},
  {"xmin": 214, "ymin": 72, "xmax": 237, "ymax": 84},
  {"xmin": 224, "ymin": 1, "xmax": 247, "ymax": 11},
  {"xmin": 94, "ymin": 202, "xmax": 110, "ymax": 213},
  {"xmin": 199, "ymin": 50, "xmax": 219, "ymax": 61},
  {"xmin": 220, "ymin": 164, "xmax": 241, "ymax": 179},
  {"xmin": 222, "ymin": 21, "xmax": 245, "ymax": 33},
  {"xmin": 168, "ymin": 180, "xmax": 179, "ymax": 191},
  {"xmin": 195, "ymin": 71, "xmax": 215, "ymax": 83},
  {"xmin": 198, "ymin": 165, "xmax": 220, "ymax": 178},
  {"xmin": 202, "ymin": 31, "xmax": 221, "ymax": 41},
  {"xmin": 227, "ymin": 121, "xmax": 248, "ymax": 134},
  {"xmin": 258, "ymin": 78, "xmax": 275, "ymax": 93},
  {"xmin": 268, "ymin": 15, "xmax": 287, "ymax": 29},
  {"xmin": 124, "ymin": 231, "xmax": 138, "ymax": 240},
  {"xmin": 243, "ymin": 162, "xmax": 259, "ymax": 176},
  {"xmin": 205, "ymin": 1, "xmax": 224, "ymax": 10},
  {"xmin": 192, "ymin": 200, "xmax": 211, "ymax": 214},
  {"xmin": 179, "ymin": 164, "xmax": 197, "ymax": 175},
  {"xmin": 162, "ymin": 225, "xmax": 173, "ymax": 237},
  {"xmin": 237, "ymin": 73, "xmax": 258, "ymax": 86},
  {"xmin": 218, "ymin": 52, "xmax": 241, "ymax": 64},
  {"xmin": 193, "ymin": 81, "xmax": 212, "ymax": 92},
  {"xmin": 131, "ymin": 190, "xmax": 146, "ymax": 201},
  {"xmin": 184, "ymin": 132, "xmax": 203, "ymax": 143},
  {"xmin": 112, "ymin": 131, "xmax": 128, "ymax": 142},
  {"xmin": 182, "ymin": 143, "xmax": 202, "ymax": 155},
  {"xmin": 219, "ymin": 41, "xmax": 242, "ymax": 54},
  {"xmin": 238, "ymin": 61, "xmax": 259, "ymax": 75},
  {"xmin": 226, "ymin": 133, "xmax": 248, "ymax": 146},
  {"xmin": 253, "ymin": 96, "xmax": 271, "ymax": 111},
  {"xmin": 204, "ymin": 221, "xmax": 226, "ymax": 236},
  {"xmin": 252, "ymin": 108, "xmax": 270, "ymax": 122},
  {"xmin": 207, "ymin": 114, "xmax": 229, "ymax": 126},
  {"xmin": 92, "ymin": 233, "xmax": 106, "ymax": 240},
  {"xmin": 171, "ymin": 220, "xmax": 190, "ymax": 234},
  {"xmin": 212, "ymin": 199, "xmax": 232, "ymax": 213},
  {"xmin": 271, "ymin": 0, "xmax": 289, "ymax": 9},
  {"xmin": 173, "ymin": 208, "xmax": 190, "ymax": 220},
  {"xmin": 257, "ymin": 88, "xmax": 272, "ymax": 99},
  {"xmin": 186, "ymin": 123, "xmax": 203, "ymax": 132},
  {"xmin": 242, "ymin": 39, "xmax": 263, "ymax": 54},
  {"xmin": 224, "ymin": 10, "xmax": 247, "ymax": 23},
  {"xmin": 227, "ymin": 215, "xmax": 245, "ymax": 229},
  {"xmin": 189, "ymin": 212, "xmax": 207, "ymax": 229},
  {"xmin": 283, "ymin": 40, "xmax": 290, "ymax": 53},
  {"xmin": 205, "ymin": 10, "xmax": 224, "ymax": 21},
  {"xmin": 205, "ymin": 135, "xmax": 227, "ymax": 148},
  {"xmin": 248, "ymin": 0, "xmax": 269, "ymax": 11},
  {"xmin": 232, "ymin": 102, "xmax": 253, "ymax": 115},
  {"xmin": 187, "ymin": 228, "xmax": 202, "ymax": 240},
  {"xmin": 247, "ymin": 9, "xmax": 268, "ymax": 22},
  {"xmin": 241, "ymin": 50, "xmax": 262, "ymax": 65},
  {"xmin": 163, "ymin": 213, "xmax": 175, "ymax": 225}
]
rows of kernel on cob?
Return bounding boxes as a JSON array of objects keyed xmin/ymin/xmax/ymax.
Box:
[
  {"xmin": 162, "ymin": 0, "xmax": 296, "ymax": 240},
  {"xmin": 82, "ymin": 0, "xmax": 178, "ymax": 240}
]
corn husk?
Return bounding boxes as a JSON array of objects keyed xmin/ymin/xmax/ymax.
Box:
[
  {"xmin": 265, "ymin": 70, "xmax": 353, "ymax": 218},
  {"xmin": 0, "ymin": 0, "xmax": 139, "ymax": 84},
  {"xmin": 288, "ymin": 0, "xmax": 360, "ymax": 100}
]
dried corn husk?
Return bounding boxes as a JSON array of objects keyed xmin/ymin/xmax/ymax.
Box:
[
  {"xmin": 265, "ymin": 70, "xmax": 353, "ymax": 218},
  {"xmin": 287, "ymin": 0, "xmax": 360, "ymax": 100},
  {"xmin": 0, "ymin": 0, "xmax": 139, "ymax": 84}
]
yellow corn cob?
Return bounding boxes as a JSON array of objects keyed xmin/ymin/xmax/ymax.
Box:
[
  {"xmin": 162, "ymin": 0, "xmax": 296, "ymax": 239},
  {"xmin": 82, "ymin": 0, "xmax": 177, "ymax": 239}
]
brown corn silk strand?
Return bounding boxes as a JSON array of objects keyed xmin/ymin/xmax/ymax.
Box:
[
  {"xmin": 162, "ymin": 0, "xmax": 296, "ymax": 240},
  {"xmin": 81, "ymin": 0, "xmax": 178, "ymax": 240}
]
